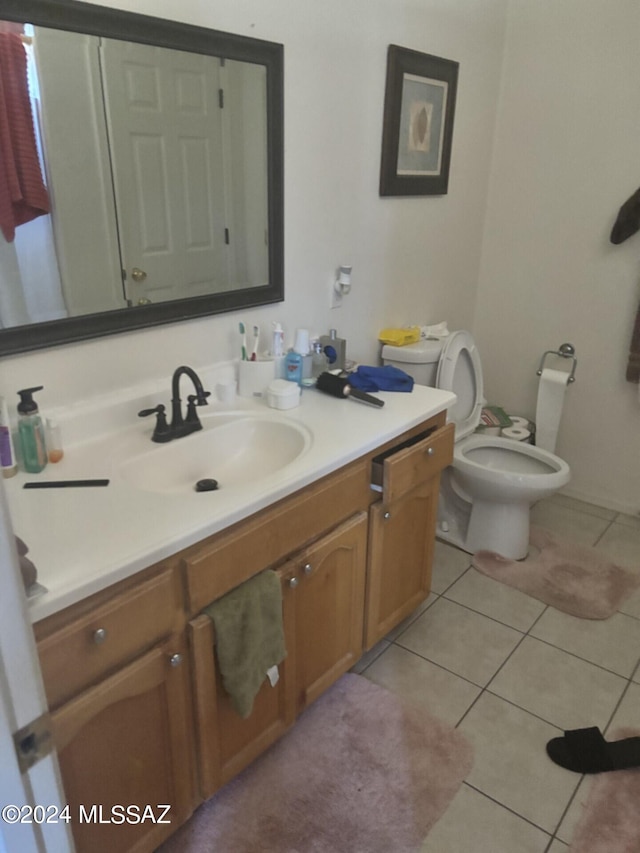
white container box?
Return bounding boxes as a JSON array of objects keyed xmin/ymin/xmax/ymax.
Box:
[{"xmin": 266, "ymin": 379, "xmax": 301, "ymax": 410}]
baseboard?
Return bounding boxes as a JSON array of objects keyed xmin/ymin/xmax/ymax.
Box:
[{"xmin": 557, "ymin": 486, "xmax": 639, "ymax": 519}]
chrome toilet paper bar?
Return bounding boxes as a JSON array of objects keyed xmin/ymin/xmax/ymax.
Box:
[{"xmin": 536, "ymin": 343, "xmax": 577, "ymax": 383}]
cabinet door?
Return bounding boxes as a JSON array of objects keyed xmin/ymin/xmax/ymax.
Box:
[
  {"xmin": 286, "ymin": 512, "xmax": 367, "ymax": 713},
  {"xmin": 365, "ymin": 477, "xmax": 439, "ymax": 649},
  {"xmin": 188, "ymin": 568, "xmax": 296, "ymax": 801},
  {"xmin": 51, "ymin": 637, "xmax": 195, "ymax": 853}
]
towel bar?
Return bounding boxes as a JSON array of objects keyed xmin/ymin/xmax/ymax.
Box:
[{"xmin": 536, "ymin": 343, "xmax": 577, "ymax": 383}]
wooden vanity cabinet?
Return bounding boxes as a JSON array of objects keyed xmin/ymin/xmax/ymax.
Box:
[
  {"xmin": 50, "ymin": 636, "xmax": 194, "ymax": 853},
  {"xmin": 189, "ymin": 563, "xmax": 297, "ymax": 801},
  {"xmin": 33, "ymin": 411, "xmax": 451, "ymax": 851},
  {"xmin": 364, "ymin": 422, "xmax": 454, "ymax": 649},
  {"xmin": 283, "ymin": 511, "xmax": 367, "ymax": 714},
  {"xmin": 189, "ymin": 511, "xmax": 367, "ymax": 800},
  {"xmin": 33, "ymin": 565, "xmax": 195, "ymax": 853}
]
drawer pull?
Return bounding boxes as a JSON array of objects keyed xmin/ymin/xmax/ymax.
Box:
[
  {"xmin": 383, "ymin": 511, "xmax": 391, "ymax": 520},
  {"xmin": 169, "ymin": 653, "xmax": 183, "ymax": 667},
  {"xmin": 289, "ymin": 577, "xmax": 299, "ymax": 589},
  {"xmin": 426, "ymin": 447, "xmax": 435, "ymax": 456},
  {"xmin": 303, "ymin": 563, "xmax": 313, "ymax": 575},
  {"xmin": 92, "ymin": 628, "xmax": 108, "ymax": 645}
]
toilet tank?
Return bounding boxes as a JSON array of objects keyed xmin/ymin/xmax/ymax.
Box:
[{"xmin": 381, "ymin": 340, "xmax": 443, "ymax": 386}]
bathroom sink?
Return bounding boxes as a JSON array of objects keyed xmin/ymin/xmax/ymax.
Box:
[{"xmin": 114, "ymin": 412, "xmax": 312, "ymax": 495}]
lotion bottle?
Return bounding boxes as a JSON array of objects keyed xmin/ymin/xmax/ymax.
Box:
[
  {"xmin": 0, "ymin": 396, "xmax": 17, "ymax": 477},
  {"xmin": 17, "ymin": 387, "xmax": 48, "ymax": 473}
]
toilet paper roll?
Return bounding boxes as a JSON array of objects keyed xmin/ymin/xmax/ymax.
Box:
[
  {"xmin": 508, "ymin": 416, "xmax": 529, "ymax": 428},
  {"xmin": 535, "ymin": 367, "xmax": 570, "ymax": 453},
  {"xmin": 501, "ymin": 426, "xmax": 532, "ymax": 442}
]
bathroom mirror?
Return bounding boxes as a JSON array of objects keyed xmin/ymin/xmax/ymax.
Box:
[{"xmin": 0, "ymin": 0, "xmax": 284, "ymax": 355}]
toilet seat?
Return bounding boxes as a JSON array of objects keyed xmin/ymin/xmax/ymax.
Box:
[{"xmin": 435, "ymin": 330, "xmax": 483, "ymax": 440}]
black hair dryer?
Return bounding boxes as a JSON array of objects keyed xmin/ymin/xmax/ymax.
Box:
[{"xmin": 315, "ymin": 372, "xmax": 384, "ymax": 408}]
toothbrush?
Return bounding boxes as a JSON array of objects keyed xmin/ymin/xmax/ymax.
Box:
[
  {"xmin": 250, "ymin": 325, "xmax": 259, "ymax": 361},
  {"xmin": 239, "ymin": 322, "xmax": 248, "ymax": 361}
]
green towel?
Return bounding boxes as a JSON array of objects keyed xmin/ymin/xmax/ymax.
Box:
[{"xmin": 203, "ymin": 570, "xmax": 286, "ymax": 719}]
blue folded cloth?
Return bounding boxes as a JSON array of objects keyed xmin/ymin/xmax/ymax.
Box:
[{"xmin": 348, "ymin": 365, "xmax": 414, "ymax": 393}]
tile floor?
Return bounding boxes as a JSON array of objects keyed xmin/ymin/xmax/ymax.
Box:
[{"xmin": 352, "ymin": 494, "xmax": 640, "ymax": 852}]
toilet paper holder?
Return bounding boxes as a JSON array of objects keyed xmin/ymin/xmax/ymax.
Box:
[{"xmin": 536, "ymin": 343, "xmax": 577, "ymax": 383}]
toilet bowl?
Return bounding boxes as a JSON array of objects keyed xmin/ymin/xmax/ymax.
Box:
[{"xmin": 382, "ymin": 330, "xmax": 571, "ymax": 559}]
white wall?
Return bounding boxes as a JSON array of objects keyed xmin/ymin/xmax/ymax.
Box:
[
  {"xmin": 1, "ymin": 0, "xmax": 636, "ymax": 514},
  {"xmin": 474, "ymin": 0, "xmax": 640, "ymax": 513},
  {"xmin": 0, "ymin": 0, "xmax": 506, "ymax": 407}
]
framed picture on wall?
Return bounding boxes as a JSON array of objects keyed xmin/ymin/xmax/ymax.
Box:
[{"xmin": 379, "ymin": 45, "xmax": 459, "ymax": 196}]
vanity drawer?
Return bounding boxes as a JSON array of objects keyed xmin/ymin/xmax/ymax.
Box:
[
  {"xmin": 371, "ymin": 422, "xmax": 454, "ymax": 504},
  {"xmin": 183, "ymin": 459, "xmax": 372, "ymax": 613},
  {"xmin": 37, "ymin": 568, "xmax": 183, "ymax": 709}
]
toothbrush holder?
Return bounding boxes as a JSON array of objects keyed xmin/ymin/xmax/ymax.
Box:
[{"xmin": 238, "ymin": 358, "xmax": 276, "ymax": 399}]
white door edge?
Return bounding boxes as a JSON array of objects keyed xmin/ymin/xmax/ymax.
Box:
[{"xmin": 0, "ymin": 482, "xmax": 73, "ymax": 853}]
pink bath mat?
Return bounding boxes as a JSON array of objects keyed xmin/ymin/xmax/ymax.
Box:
[{"xmin": 473, "ymin": 527, "xmax": 640, "ymax": 619}]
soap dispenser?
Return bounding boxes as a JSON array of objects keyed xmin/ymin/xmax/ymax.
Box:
[{"xmin": 17, "ymin": 386, "xmax": 48, "ymax": 473}]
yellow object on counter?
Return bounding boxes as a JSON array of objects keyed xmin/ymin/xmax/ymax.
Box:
[{"xmin": 378, "ymin": 327, "xmax": 420, "ymax": 346}]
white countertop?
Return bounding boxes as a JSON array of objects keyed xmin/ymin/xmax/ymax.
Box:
[{"xmin": 5, "ymin": 381, "xmax": 455, "ymax": 623}]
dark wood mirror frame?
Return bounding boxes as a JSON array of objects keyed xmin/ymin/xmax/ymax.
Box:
[{"xmin": 0, "ymin": 0, "xmax": 284, "ymax": 355}]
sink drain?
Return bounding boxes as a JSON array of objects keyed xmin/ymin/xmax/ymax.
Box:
[{"xmin": 195, "ymin": 478, "xmax": 219, "ymax": 492}]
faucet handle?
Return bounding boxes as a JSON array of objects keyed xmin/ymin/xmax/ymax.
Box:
[
  {"xmin": 185, "ymin": 392, "xmax": 210, "ymax": 426},
  {"xmin": 138, "ymin": 404, "xmax": 172, "ymax": 443}
]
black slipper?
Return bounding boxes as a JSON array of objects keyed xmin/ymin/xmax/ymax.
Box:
[{"xmin": 546, "ymin": 726, "xmax": 640, "ymax": 774}]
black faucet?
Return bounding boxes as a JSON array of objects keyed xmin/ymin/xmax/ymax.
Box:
[
  {"xmin": 138, "ymin": 365, "xmax": 211, "ymax": 442},
  {"xmin": 169, "ymin": 365, "xmax": 211, "ymax": 437}
]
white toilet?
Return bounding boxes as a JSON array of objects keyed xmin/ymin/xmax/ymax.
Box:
[{"xmin": 382, "ymin": 331, "xmax": 571, "ymax": 559}]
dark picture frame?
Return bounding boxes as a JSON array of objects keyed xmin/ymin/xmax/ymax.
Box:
[{"xmin": 379, "ymin": 45, "xmax": 459, "ymax": 196}]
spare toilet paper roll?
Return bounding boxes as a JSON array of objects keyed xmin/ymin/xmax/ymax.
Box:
[
  {"xmin": 535, "ymin": 367, "xmax": 570, "ymax": 453},
  {"xmin": 508, "ymin": 416, "xmax": 529, "ymax": 428},
  {"xmin": 501, "ymin": 426, "xmax": 531, "ymax": 442}
]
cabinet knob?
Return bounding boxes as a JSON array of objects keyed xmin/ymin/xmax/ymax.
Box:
[
  {"xmin": 92, "ymin": 628, "xmax": 108, "ymax": 645},
  {"xmin": 289, "ymin": 577, "xmax": 299, "ymax": 589},
  {"xmin": 303, "ymin": 563, "xmax": 312, "ymax": 575},
  {"xmin": 426, "ymin": 446, "xmax": 435, "ymax": 456},
  {"xmin": 383, "ymin": 511, "xmax": 391, "ymax": 520},
  {"xmin": 169, "ymin": 653, "xmax": 183, "ymax": 667}
]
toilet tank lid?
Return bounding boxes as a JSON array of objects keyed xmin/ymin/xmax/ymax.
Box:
[{"xmin": 381, "ymin": 340, "xmax": 443, "ymax": 364}]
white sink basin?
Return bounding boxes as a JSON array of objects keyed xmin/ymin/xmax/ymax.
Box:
[{"xmin": 114, "ymin": 412, "xmax": 312, "ymax": 495}]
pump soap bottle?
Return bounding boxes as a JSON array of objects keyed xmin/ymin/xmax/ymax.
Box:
[{"xmin": 17, "ymin": 387, "xmax": 48, "ymax": 473}]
